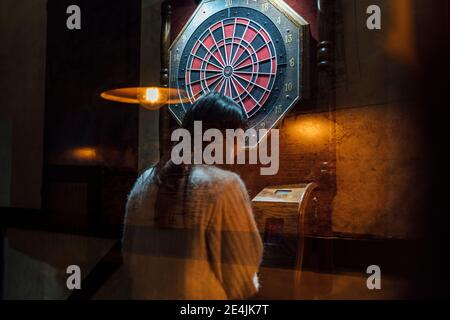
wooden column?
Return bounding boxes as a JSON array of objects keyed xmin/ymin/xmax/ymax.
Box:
[
  {"xmin": 313, "ymin": 0, "xmax": 336, "ymax": 282},
  {"xmin": 316, "ymin": 0, "xmax": 336, "ymax": 221},
  {"xmin": 159, "ymin": 0, "xmax": 172, "ymax": 158}
]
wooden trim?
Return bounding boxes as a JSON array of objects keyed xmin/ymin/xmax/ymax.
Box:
[{"xmin": 159, "ymin": 0, "xmax": 173, "ymax": 158}]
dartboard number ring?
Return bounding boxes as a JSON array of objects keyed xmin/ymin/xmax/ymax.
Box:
[{"xmin": 168, "ymin": 0, "xmax": 309, "ymax": 144}]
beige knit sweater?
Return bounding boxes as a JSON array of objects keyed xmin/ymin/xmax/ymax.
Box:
[{"xmin": 121, "ymin": 165, "xmax": 263, "ymax": 300}]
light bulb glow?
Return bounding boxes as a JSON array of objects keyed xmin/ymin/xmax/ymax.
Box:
[
  {"xmin": 145, "ymin": 87, "xmax": 159, "ymax": 103},
  {"xmin": 100, "ymin": 87, "xmax": 189, "ymax": 110}
]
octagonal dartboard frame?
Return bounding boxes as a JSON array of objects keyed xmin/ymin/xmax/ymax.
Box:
[{"xmin": 168, "ymin": 0, "xmax": 310, "ymax": 145}]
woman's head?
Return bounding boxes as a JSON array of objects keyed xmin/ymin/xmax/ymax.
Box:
[
  {"xmin": 182, "ymin": 91, "xmax": 245, "ymax": 134},
  {"xmin": 154, "ymin": 92, "xmax": 245, "ymax": 228}
]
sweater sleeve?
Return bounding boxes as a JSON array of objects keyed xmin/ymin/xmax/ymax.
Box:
[
  {"xmin": 122, "ymin": 167, "xmax": 155, "ymax": 249},
  {"xmin": 206, "ymin": 176, "xmax": 264, "ymax": 299}
]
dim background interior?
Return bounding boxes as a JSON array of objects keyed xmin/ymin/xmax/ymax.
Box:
[{"xmin": 0, "ymin": 0, "xmax": 449, "ymax": 299}]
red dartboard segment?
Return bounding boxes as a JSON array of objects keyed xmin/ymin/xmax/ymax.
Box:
[
  {"xmin": 184, "ymin": 16, "xmax": 278, "ymax": 117},
  {"xmin": 255, "ymin": 74, "xmax": 271, "ymax": 88},
  {"xmin": 256, "ymin": 46, "xmax": 271, "ymax": 61},
  {"xmin": 243, "ymin": 28, "xmax": 258, "ymax": 44},
  {"xmin": 224, "ymin": 24, "xmax": 234, "ymax": 40},
  {"xmin": 231, "ymin": 77, "xmax": 245, "ymax": 95},
  {"xmin": 260, "ymin": 28, "xmax": 271, "ymax": 43},
  {"xmin": 203, "ymin": 35, "xmax": 217, "ymax": 54},
  {"xmin": 191, "ymin": 57, "xmax": 203, "ymax": 69}
]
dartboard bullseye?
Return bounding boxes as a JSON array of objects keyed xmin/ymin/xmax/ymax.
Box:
[{"xmin": 169, "ymin": 0, "xmax": 309, "ymax": 142}]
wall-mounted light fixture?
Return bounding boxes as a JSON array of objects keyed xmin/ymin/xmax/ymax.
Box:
[{"xmin": 100, "ymin": 87, "xmax": 188, "ymax": 110}]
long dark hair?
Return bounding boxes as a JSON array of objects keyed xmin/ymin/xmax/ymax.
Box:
[{"xmin": 153, "ymin": 92, "xmax": 245, "ymax": 228}]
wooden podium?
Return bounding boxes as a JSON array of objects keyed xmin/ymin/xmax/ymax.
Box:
[{"xmin": 252, "ymin": 183, "xmax": 319, "ymax": 299}]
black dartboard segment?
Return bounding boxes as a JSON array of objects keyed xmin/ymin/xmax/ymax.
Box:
[{"xmin": 169, "ymin": 0, "xmax": 309, "ymax": 142}]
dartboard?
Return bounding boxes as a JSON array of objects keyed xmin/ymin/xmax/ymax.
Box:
[{"xmin": 169, "ymin": 0, "xmax": 309, "ymax": 142}]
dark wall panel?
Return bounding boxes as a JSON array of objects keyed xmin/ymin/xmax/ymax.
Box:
[
  {"xmin": 43, "ymin": 0, "xmax": 142, "ymax": 235},
  {"xmin": 44, "ymin": 0, "xmax": 141, "ymax": 169}
]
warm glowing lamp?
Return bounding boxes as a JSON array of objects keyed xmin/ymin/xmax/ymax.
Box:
[
  {"xmin": 100, "ymin": 86, "xmax": 188, "ymax": 110},
  {"xmin": 145, "ymin": 87, "xmax": 159, "ymax": 103},
  {"xmin": 71, "ymin": 147, "xmax": 97, "ymax": 161}
]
